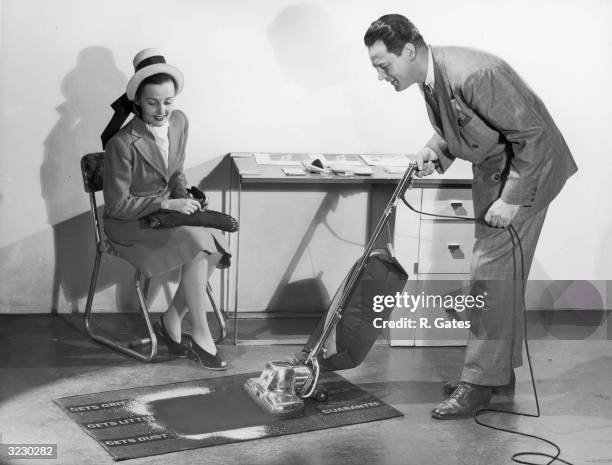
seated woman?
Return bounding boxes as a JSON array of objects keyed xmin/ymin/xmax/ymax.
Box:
[{"xmin": 103, "ymin": 48, "xmax": 230, "ymax": 370}]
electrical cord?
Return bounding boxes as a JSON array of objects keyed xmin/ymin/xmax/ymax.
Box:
[{"xmin": 401, "ymin": 192, "xmax": 574, "ymax": 465}]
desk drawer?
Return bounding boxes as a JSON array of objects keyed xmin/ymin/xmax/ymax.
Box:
[
  {"xmin": 421, "ymin": 188, "xmax": 473, "ymax": 219},
  {"xmin": 417, "ymin": 220, "xmax": 474, "ymax": 274}
]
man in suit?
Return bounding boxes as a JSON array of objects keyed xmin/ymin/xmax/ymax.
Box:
[{"xmin": 364, "ymin": 14, "xmax": 577, "ymax": 419}]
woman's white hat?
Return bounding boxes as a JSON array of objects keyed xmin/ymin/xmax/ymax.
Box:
[{"xmin": 126, "ymin": 48, "xmax": 184, "ymax": 101}]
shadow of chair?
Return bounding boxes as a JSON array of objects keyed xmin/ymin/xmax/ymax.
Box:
[{"xmin": 80, "ymin": 152, "xmax": 226, "ymax": 361}]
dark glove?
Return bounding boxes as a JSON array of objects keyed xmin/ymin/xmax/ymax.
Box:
[
  {"xmin": 187, "ymin": 186, "xmax": 207, "ymax": 209},
  {"xmin": 143, "ymin": 209, "xmax": 239, "ymax": 232}
]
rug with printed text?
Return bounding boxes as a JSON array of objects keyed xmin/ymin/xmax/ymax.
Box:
[{"xmin": 55, "ymin": 371, "xmax": 403, "ymax": 461}]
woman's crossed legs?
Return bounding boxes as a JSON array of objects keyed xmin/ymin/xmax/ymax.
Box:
[{"xmin": 162, "ymin": 251, "xmax": 222, "ymax": 355}]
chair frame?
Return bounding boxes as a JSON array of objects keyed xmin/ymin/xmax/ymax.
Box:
[{"xmin": 81, "ymin": 152, "xmax": 226, "ymax": 362}]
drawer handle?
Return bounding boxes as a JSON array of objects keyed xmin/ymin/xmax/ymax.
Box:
[
  {"xmin": 447, "ymin": 243, "xmax": 465, "ymax": 259},
  {"xmin": 450, "ymin": 200, "xmax": 463, "ymax": 209}
]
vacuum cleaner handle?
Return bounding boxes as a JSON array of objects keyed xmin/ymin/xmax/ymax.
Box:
[
  {"xmin": 244, "ymin": 163, "xmax": 419, "ymax": 414},
  {"xmin": 304, "ymin": 163, "xmax": 418, "ymax": 365}
]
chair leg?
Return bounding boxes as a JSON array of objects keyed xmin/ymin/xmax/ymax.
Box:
[
  {"xmin": 84, "ymin": 252, "xmax": 157, "ymax": 362},
  {"xmin": 142, "ymin": 276, "xmax": 151, "ymax": 301},
  {"xmin": 132, "ymin": 271, "xmax": 158, "ymax": 359},
  {"xmin": 234, "ymin": 302, "xmax": 238, "ymax": 346},
  {"xmin": 207, "ymin": 282, "xmax": 226, "ymax": 344},
  {"xmin": 84, "ymin": 249, "xmax": 103, "ymax": 335}
]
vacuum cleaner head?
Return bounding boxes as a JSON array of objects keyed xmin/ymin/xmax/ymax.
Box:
[{"xmin": 243, "ymin": 360, "xmax": 312, "ymax": 418}]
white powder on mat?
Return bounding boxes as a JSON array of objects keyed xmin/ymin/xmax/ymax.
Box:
[
  {"xmin": 127, "ymin": 386, "xmax": 212, "ymax": 416},
  {"xmin": 179, "ymin": 425, "xmax": 268, "ymax": 441}
]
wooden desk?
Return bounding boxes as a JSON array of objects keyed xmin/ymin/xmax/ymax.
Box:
[{"xmin": 227, "ymin": 153, "xmax": 406, "ymax": 313}]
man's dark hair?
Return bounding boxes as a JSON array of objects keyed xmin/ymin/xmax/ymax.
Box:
[{"xmin": 363, "ymin": 14, "xmax": 425, "ymax": 56}]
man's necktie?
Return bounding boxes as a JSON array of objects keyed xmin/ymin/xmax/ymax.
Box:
[{"xmin": 423, "ymin": 84, "xmax": 441, "ymax": 126}]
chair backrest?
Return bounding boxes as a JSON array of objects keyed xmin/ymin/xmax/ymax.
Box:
[
  {"xmin": 81, "ymin": 152, "xmax": 105, "ymax": 193},
  {"xmin": 80, "ymin": 152, "xmax": 106, "ymax": 248}
]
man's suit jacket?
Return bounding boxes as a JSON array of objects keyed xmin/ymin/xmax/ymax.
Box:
[
  {"xmin": 424, "ymin": 46, "xmax": 577, "ymax": 237},
  {"xmin": 103, "ymin": 110, "xmax": 189, "ymax": 221}
]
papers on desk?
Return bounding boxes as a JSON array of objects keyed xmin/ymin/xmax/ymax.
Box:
[
  {"xmin": 354, "ymin": 166, "xmax": 374, "ymax": 176},
  {"xmin": 360, "ymin": 154, "xmax": 414, "ymax": 167},
  {"xmin": 318, "ymin": 154, "xmax": 364, "ymax": 166},
  {"xmin": 282, "ymin": 168, "xmax": 307, "ymax": 176},
  {"xmin": 383, "ymin": 166, "xmax": 407, "ymax": 174},
  {"xmin": 252, "ymin": 152, "xmax": 414, "ymax": 168},
  {"xmin": 254, "ymin": 153, "xmax": 314, "ymax": 166}
]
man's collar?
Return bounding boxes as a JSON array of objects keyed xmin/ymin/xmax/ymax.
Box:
[{"xmin": 424, "ymin": 45, "xmax": 435, "ymax": 90}]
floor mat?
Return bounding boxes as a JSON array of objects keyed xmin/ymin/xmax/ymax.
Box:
[{"xmin": 54, "ymin": 371, "xmax": 403, "ymax": 461}]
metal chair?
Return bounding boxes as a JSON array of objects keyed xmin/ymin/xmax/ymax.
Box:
[{"xmin": 80, "ymin": 152, "xmax": 226, "ymax": 361}]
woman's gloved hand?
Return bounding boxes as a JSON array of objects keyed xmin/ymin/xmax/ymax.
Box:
[
  {"xmin": 187, "ymin": 186, "xmax": 208, "ymax": 211},
  {"xmin": 161, "ymin": 198, "xmax": 201, "ymax": 215}
]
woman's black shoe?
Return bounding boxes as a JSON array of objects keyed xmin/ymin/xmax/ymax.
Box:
[
  {"xmin": 153, "ymin": 319, "xmax": 190, "ymax": 358},
  {"xmin": 187, "ymin": 337, "xmax": 228, "ymax": 370}
]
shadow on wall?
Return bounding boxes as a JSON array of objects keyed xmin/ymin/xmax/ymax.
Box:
[
  {"xmin": 267, "ymin": 2, "xmax": 349, "ymax": 89},
  {"xmin": 264, "ymin": 192, "xmax": 341, "ymax": 314},
  {"xmin": 194, "ymin": 155, "xmax": 232, "ymax": 205},
  {"xmin": 39, "ymin": 46, "xmax": 136, "ymax": 313},
  {"xmin": 267, "ymin": 3, "xmax": 387, "ymax": 152}
]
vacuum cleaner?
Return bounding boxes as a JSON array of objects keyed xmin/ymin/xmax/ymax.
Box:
[{"xmin": 244, "ymin": 163, "xmax": 418, "ymax": 418}]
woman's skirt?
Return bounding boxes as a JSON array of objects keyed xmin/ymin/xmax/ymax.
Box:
[{"xmin": 104, "ymin": 216, "xmax": 231, "ymax": 277}]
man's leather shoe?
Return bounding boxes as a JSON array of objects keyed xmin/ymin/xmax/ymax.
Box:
[
  {"xmin": 431, "ymin": 382, "xmax": 491, "ymax": 420},
  {"xmin": 443, "ymin": 371, "xmax": 515, "ymax": 397}
]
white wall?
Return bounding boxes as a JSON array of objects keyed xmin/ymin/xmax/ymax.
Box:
[{"xmin": 0, "ymin": 0, "xmax": 610, "ymax": 312}]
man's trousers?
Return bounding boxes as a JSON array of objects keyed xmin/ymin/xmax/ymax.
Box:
[{"xmin": 461, "ymin": 207, "xmax": 548, "ymax": 386}]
